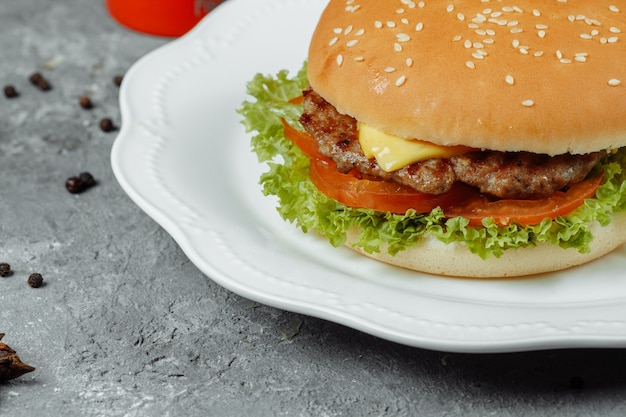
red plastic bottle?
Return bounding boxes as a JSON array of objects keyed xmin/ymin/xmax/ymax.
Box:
[{"xmin": 106, "ymin": 0, "xmax": 224, "ymax": 37}]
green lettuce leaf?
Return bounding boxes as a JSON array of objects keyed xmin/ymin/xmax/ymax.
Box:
[{"xmin": 237, "ymin": 63, "xmax": 626, "ymax": 260}]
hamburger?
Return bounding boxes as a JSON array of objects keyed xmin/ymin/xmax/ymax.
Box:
[{"xmin": 239, "ymin": 0, "xmax": 626, "ymax": 278}]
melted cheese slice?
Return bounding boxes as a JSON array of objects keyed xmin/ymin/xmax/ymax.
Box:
[{"xmin": 358, "ymin": 122, "xmax": 470, "ymax": 172}]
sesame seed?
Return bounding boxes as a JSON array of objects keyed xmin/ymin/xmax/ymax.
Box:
[
  {"xmin": 533, "ymin": 9, "xmax": 541, "ymax": 17},
  {"xmin": 406, "ymin": 58, "xmax": 413, "ymax": 67},
  {"xmin": 333, "ymin": 27, "xmax": 342, "ymax": 34},
  {"xmin": 447, "ymin": 4, "xmax": 454, "ymax": 13},
  {"xmin": 344, "ymin": 25, "xmax": 353, "ymax": 35},
  {"xmin": 560, "ymin": 58, "xmax": 572, "ymax": 64},
  {"xmin": 609, "ymin": 78, "xmax": 621, "ymax": 86},
  {"xmin": 354, "ymin": 56, "xmax": 365, "ymax": 62},
  {"xmin": 608, "ymin": 36, "xmax": 619, "ymax": 43},
  {"xmin": 457, "ymin": 13, "xmax": 465, "ymax": 21},
  {"xmin": 472, "ymin": 52, "xmax": 484, "ymax": 59},
  {"xmin": 536, "ymin": 24, "xmax": 549, "ymax": 30},
  {"xmin": 394, "ymin": 43, "xmax": 403, "ymax": 52},
  {"xmin": 395, "ymin": 75, "xmax": 407, "ymax": 86},
  {"xmin": 538, "ymin": 30, "xmax": 546, "ymax": 38},
  {"xmin": 505, "ymin": 75, "xmax": 515, "ymax": 85},
  {"xmin": 522, "ymin": 100, "xmax": 535, "ymax": 107},
  {"xmin": 452, "ymin": 35, "xmax": 462, "ymax": 42},
  {"xmin": 387, "ymin": 21, "xmax": 396, "ymax": 28},
  {"xmin": 464, "ymin": 39, "xmax": 472, "ymax": 48},
  {"xmin": 396, "ymin": 33, "xmax": 410, "ymax": 42},
  {"xmin": 336, "ymin": 54, "xmax": 344, "ymax": 66},
  {"xmin": 329, "ymin": 37, "xmax": 339, "ymax": 46},
  {"xmin": 416, "ymin": 22, "xmax": 424, "ymax": 31},
  {"xmin": 556, "ymin": 50, "xmax": 563, "ymax": 59},
  {"xmin": 609, "ymin": 5, "xmax": 620, "ymax": 13},
  {"xmin": 534, "ymin": 51, "xmax": 544, "ymax": 57},
  {"xmin": 354, "ymin": 28, "xmax": 365, "ymax": 36},
  {"xmin": 574, "ymin": 55, "xmax": 587, "ymax": 63},
  {"xmin": 472, "ymin": 16, "xmax": 486, "ymax": 25},
  {"xmin": 346, "ymin": 39, "xmax": 359, "ymax": 47},
  {"xmin": 610, "ymin": 27, "xmax": 621, "ymax": 34},
  {"xmin": 466, "ymin": 61, "xmax": 475, "ymax": 69},
  {"xmin": 385, "ymin": 67, "xmax": 396, "ymax": 72},
  {"xmin": 489, "ymin": 18, "xmax": 508, "ymax": 26},
  {"xmin": 374, "ymin": 21, "xmax": 383, "ymax": 29},
  {"xmin": 580, "ymin": 33, "xmax": 593, "ymax": 40}
]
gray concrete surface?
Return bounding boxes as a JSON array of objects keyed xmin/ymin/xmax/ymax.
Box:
[{"xmin": 1, "ymin": 1, "xmax": 626, "ymax": 416}]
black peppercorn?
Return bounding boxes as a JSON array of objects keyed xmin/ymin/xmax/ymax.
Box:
[
  {"xmin": 0, "ymin": 263, "xmax": 11, "ymax": 277},
  {"xmin": 29, "ymin": 72, "xmax": 51, "ymax": 91},
  {"xmin": 99, "ymin": 118, "xmax": 115, "ymax": 132},
  {"xmin": 113, "ymin": 75, "xmax": 123, "ymax": 87},
  {"xmin": 79, "ymin": 96, "xmax": 93, "ymax": 109},
  {"xmin": 65, "ymin": 172, "xmax": 97, "ymax": 194},
  {"xmin": 65, "ymin": 176, "xmax": 83, "ymax": 193},
  {"xmin": 78, "ymin": 172, "xmax": 96, "ymax": 188},
  {"xmin": 3, "ymin": 85, "xmax": 19, "ymax": 98},
  {"xmin": 27, "ymin": 273, "xmax": 43, "ymax": 288}
]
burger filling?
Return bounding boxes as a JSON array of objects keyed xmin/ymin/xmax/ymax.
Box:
[{"xmin": 300, "ymin": 88, "xmax": 603, "ymax": 200}]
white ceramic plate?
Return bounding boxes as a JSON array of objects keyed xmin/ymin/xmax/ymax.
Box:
[{"xmin": 111, "ymin": 0, "xmax": 626, "ymax": 353}]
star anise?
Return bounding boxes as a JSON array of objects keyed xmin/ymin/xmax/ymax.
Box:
[{"xmin": 0, "ymin": 334, "xmax": 35, "ymax": 381}]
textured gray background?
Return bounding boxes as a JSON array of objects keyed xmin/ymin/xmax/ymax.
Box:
[{"xmin": 1, "ymin": 1, "xmax": 626, "ymax": 416}]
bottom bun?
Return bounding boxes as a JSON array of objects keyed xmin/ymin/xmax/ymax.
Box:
[{"xmin": 345, "ymin": 212, "xmax": 626, "ymax": 278}]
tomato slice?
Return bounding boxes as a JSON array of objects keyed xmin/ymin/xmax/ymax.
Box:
[
  {"xmin": 282, "ymin": 117, "xmax": 603, "ymax": 226},
  {"xmin": 445, "ymin": 173, "xmax": 603, "ymax": 226},
  {"xmin": 309, "ymin": 158, "xmax": 478, "ymax": 213}
]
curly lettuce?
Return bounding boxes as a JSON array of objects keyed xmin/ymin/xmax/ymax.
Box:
[{"xmin": 237, "ymin": 63, "xmax": 626, "ymax": 259}]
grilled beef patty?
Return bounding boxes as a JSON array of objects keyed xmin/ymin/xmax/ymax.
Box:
[{"xmin": 299, "ymin": 88, "xmax": 603, "ymax": 199}]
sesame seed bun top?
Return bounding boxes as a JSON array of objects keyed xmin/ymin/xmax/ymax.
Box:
[{"xmin": 307, "ymin": 0, "xmax": 626, "ymax": 155}]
